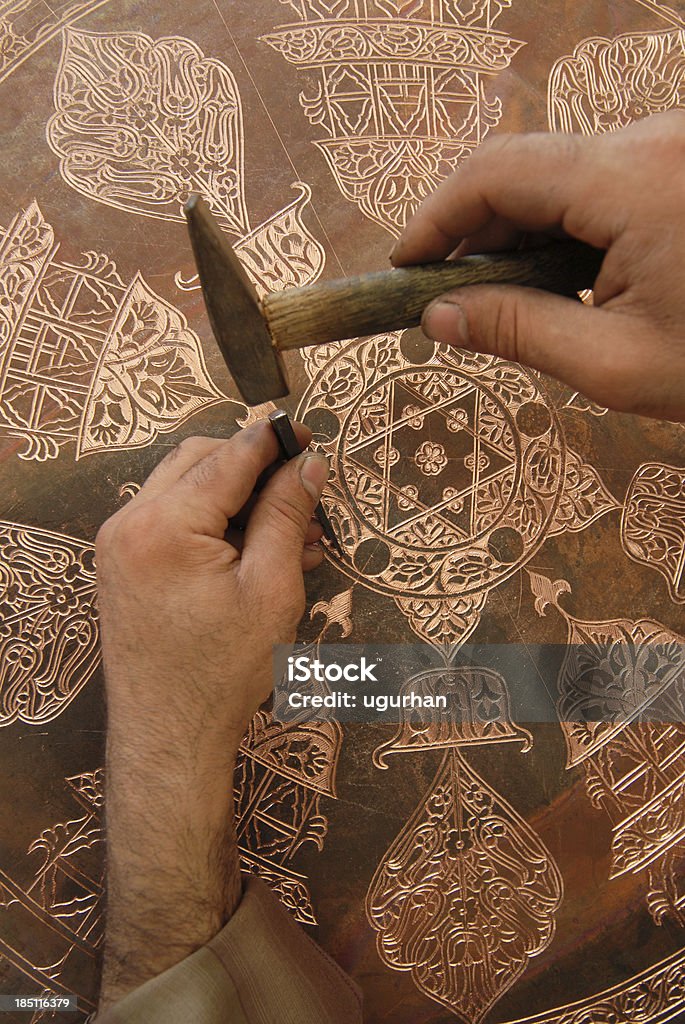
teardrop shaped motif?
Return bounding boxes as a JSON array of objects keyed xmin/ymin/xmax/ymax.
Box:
[{"xmin": 366, "ymin": 749, "xmax": 563, "ymax": 1023}]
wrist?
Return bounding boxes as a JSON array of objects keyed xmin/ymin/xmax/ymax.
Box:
[
  {"xmin": 99, "ymin": 716, "xmax": 244, "ymax": 1009},
  {"xmin": 105, "ymin": 684, "xmax": 246, "ymax": 771}
]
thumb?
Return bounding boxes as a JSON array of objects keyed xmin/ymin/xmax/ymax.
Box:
[
  {"xmin": 240, "ymin": 451, "xmax": 329, "ymax": 584},
  {"xmin": 422, "ymin": 285, "xmax": 649, "ymax": 413}
]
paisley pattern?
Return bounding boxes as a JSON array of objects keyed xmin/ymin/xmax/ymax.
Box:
[
  {"xmin": 367, "ymin": 749, "xmax": 563, "ymax": 1024},
  {"xmin": 48, "ymin": 29, "xmax": 249, "ymax": 232},
  {"xmin": 0, "ymin": 522, "xmax": 98, "ymax": 725}
]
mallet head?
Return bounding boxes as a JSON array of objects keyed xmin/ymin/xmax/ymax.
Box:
[{"xmin": 184, "ymin": 196, "xmax": 289, "ymax": 406}]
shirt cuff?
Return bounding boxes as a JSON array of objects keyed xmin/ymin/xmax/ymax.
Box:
[{"xmin": 96, "ymin": 875, "xmax": 363, "ymax": 1024}]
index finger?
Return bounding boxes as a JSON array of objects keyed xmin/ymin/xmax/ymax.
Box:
[
  {"xmin": 165, "ymin": 420, "xmax": 313, "ymax": 537},
  {"xmin": 392, "ymin": 132, "xmax": 606, "ymax": 266}
]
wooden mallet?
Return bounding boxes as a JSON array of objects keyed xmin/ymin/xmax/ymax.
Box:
[{"xmin": 184, "ymin": 195, "xmax": 603, "ymax": 406}]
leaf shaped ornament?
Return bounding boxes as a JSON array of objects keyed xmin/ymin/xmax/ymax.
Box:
[
  {"xmin": 78, "ymin": 272, "xmax": 225, "ymax": 457},
  {"xmin": 367, "ymin": 749, "xmax": 563, "ymax": 1024},
  {"xmin": 47, "ymin": 30, "xmax": 250, "ymax": 235}
]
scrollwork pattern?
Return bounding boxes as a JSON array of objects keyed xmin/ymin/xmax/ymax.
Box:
[
  {"xmin": 0, "ymin": 203, "xmax": 225, "ymax": 461},
  {"xmin": 263, "ymin": 1, "xmax": 523, "ymax": 233},
  {"xmin": 621, "ymin": 462, "xmax": 685, "ymax": 604},
  {"xmin": 367, "ymin": 749, "xmax": 563, "ymax": 1024},
  {"xmin": 0, "ymin": 521, "xmax": 99, "ymax": 725}
]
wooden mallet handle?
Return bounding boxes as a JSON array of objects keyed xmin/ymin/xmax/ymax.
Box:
[{"xmin": 263, "ymin": 240, "xmax": 603, "ymax": 351}]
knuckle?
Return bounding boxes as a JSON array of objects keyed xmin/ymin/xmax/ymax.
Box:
[
  {"xmin": 154, "ymin": 436, "xmax": 221, "ymax": 478},
  {"xmin": 546, "ymin": 130, "xmax": 581, "ymax": 165},
  {"xmin": 562, "ymin": 201, "xmax": 610, "ymax": 245},
  {"xmin": 614, "ymin": 112, "xmax": 685, "ymax": 184},
  {"xmin": 176, "ymin": 436, "xmax": 211, "ymax": 459},
  {"xmin": 224, "ymin": 423, "xmax": 273, "ymax": 480},
  {"xmin": 98, "ymin": 501, "xmax": 174, "ymax": 568},
  {"xmin": 181, "ymin": 452, "xmax": 219, "ymax": 489},
  {"xmin": 463, "ymin": 133, "xmax": 516, "ymax": 180},
  {"xmin": 599, "ymin": 233, "xmax": 641, "ymax": 289},
  {"xmin": 475, "ymin": 132, "xmax": 516, "ymax": 161},
  {"xmin": 94, "ymin": 512, "xmax": 119, "ymax": 558}
]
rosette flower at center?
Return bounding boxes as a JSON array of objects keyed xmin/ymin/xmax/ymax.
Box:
[{"xmin": 415, "ymin": 440, "xmax": 448, "ymax": 476}]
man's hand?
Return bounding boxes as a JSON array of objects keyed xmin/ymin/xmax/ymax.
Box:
[
  {"xmin": 392, "ymin": 111, "xmax": 685, "ymax": 421},
  {"xmin": 96, "ymin": 422, "xmax": 329, "ymax": 1010}
]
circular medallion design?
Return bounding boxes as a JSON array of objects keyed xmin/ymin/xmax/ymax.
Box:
[{"xmin": 298, "ymin": 339, "xmax": 566, "ymax": 599}]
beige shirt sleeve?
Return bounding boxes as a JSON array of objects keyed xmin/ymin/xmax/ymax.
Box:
[{"xmin": 96, "ymin": 876, "xmax": 363, "ymax": 1024}]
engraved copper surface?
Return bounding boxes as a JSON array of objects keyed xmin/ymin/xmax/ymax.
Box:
[{"xmin": 0, "ymin": 1, "xmax": 684, "ymax": 1022}]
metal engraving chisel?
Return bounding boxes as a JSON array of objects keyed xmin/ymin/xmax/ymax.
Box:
[{"xmin": 268, "ymin": 409, "xmax": 342, "ymax": 556}]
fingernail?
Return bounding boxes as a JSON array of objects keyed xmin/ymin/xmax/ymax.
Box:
[
  {"xmin": 300, "ymin": 453, "xmax": 329, "ymax": 503},
  {"xmin": 423, "ymin": 298, "xmax": 470, "ymax": 347}
]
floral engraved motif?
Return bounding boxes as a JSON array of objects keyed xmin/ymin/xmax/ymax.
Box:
[
  {"xmin": 80, "ymin": 273, "xmax": 224, "ymax": 456},
  {"xmin": 231, "ymin": 183, "xmax": 325, "ymax": 297},
  {"xmin": 397, "ymin": 484, "xmax": 419, "ymax": 510},
  {"xmin": 237, "ymin": 853, "xmax": 318, "ymax": 925},
  {"xmin": 240, "ymin": 707, "xmax": 342, "ymax": 798},
  {"xmin": 0, "ymin": 203, "xmax": 224, "ymax": 460},
  {"xmin": 0, "ymin": 770, "xmax": 104, "ymax": 1014},
  {"xmin": 501, "ymin": 947, "xmax": 685, "ymax": 1024},
  {"xmin": 367, "ymin": 749, "xmax": 563, "ymax": 1023},
  {"xmin": 415, "ymin": 439, "xmax": 448, "ymax": 475},
  {"xmin": 395, "ymin": 592, "xmax": 488, "ymax": 648},
  {"xmin": 263, "ymin": 1, "xmax": 524, "ymax": 233},
  {"xmin": 299, "ymin": 334, "xmax": 616, "ymax": 647},
  {"xmin": 233, "ymin": 656, "xmax": 343, "ymax": 923},
  {"xmin": 373, "ymin": 665, "xmax": 532, "ymax": 767},
  {"xmin": 0, "ymin": 521, "xmax": 99, "ymax": 725},
  {"xmin": 0, "ymin": 0, "xmax": 110, "ymax": 86},
  {"xmin": 621, "ymin": 462, "xmax": 685, "ymax": 604},
  {"xmin": 300, "ymin": 334, "xmax": 613, "ymax": 647},
  {"xmin": 374, "ymin": 444, "xmax": 400, "ymax": 468},
  {"xmin": 549, "ymin": 26, "xmax": 685, "ymax": 135},
  {"xmin": 46, "ymin": 29, "xmax": 325, "ymax": 298},
  {"xmin": 310, "ymin": 586, "xmax": 355, "ymax": 639},
  {"xmin": 234, "ymin": 745, "xmax": 333, "ymax": 925},
  {"xmin": 404, "ymin": 403, "xmax": 425, "ymax": 428},
  {"xmin": 527, "ymin": 570, "xmax": 685, "ymax": 926},
  {"xmin": 548, "ymin": 447, "xmax": 619, "ymax": 537},
  {"xmin": 48, "ymin": 29, "xmax": 249, "ymax": 233},
  {"xmin": 447, "ymin": 406, "xmax": 470, "ymax": 431},
  {"xmin": 299, "ymin": 339, "xmax": 564, "ymax": 603}
]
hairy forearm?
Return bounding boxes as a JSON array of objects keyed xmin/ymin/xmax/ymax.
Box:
[{"xmin": 98, "ymin": 718, "xmax": 242, "ymax": 1012}]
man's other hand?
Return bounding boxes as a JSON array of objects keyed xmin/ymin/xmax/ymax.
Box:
[{"xmin": 393, "ymin": 111, "xmax": 685, "ymax": 421}]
